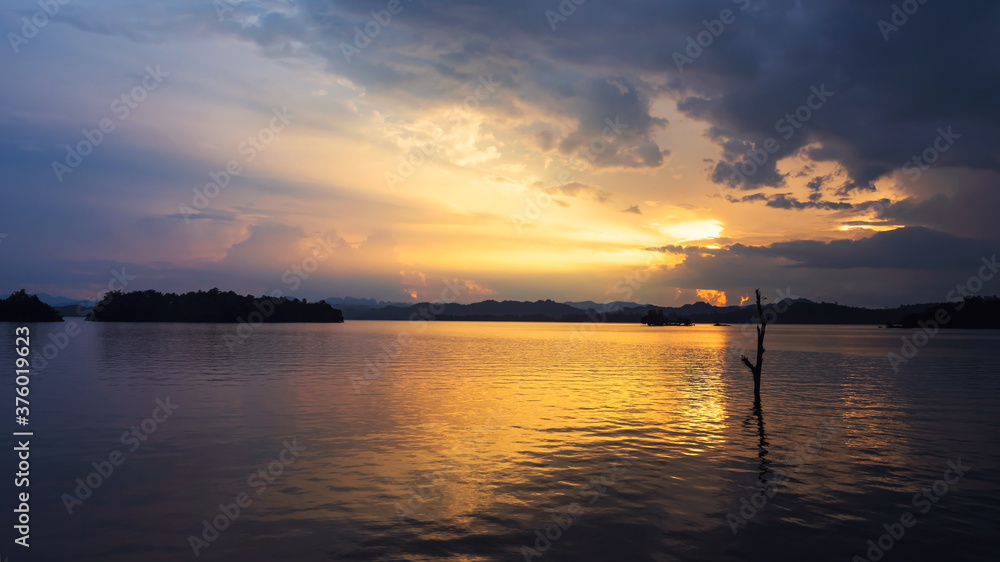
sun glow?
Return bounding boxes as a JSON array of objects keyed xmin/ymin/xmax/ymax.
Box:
[{"xmin": 661, "ymin": 220, "xmax": 724, "ymax": 242}]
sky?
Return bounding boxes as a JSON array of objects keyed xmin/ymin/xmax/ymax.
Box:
[{"xmin": 1, "ymin": 0, "xmax": 998, "ymax": 307}]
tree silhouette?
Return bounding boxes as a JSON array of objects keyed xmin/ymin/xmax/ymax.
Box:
[
  {"xmin": 86, "ymin": 289, "xmax": 344, "ymax": 323},
  {"xmin": 640, "ymin": 308, "xmax": 693, "ymax": 326},
  {"xmin": 740, "ymin": 288, "xmax": 766, "ymax": 400},
  {"xmin": 0, "ymin": 290, "xmax": 63, "ymax": 322}
]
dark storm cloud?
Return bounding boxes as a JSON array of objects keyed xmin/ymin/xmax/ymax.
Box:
[
  {"xmin": 42, "ymin": 1, "xmax": 1000, "ymax": 186},
  {"xmin": 726, "ymin": 227, "xmax": 996, "ymax": 270},
  {"xmin": 670, "ymin": 1, "xmax": 1000, "ymax": 190},
  {"xmin": 877, "ymin": 183, "xmax": 1000, "ymax": 241},
  {"xmin": 647, "ymin": 227, "xmax": 1000, "ymax": 306},
  {"xmin": 648, "ymin": 227, "xmax": 997, "ymax": 271},
  {"xmin": 552, "ymin": 78, "xmax": 669, "ymax": 169}
]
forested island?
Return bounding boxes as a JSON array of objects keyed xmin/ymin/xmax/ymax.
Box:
[
  {"xmin": 639, "ymin": 309, "xmax": 693, "ymax": 326},
  {"xmin": 890, "ymin": 296, "xmax": 1000, "ymax": 329},
  {"xmin": 0, "ymin": 290, "xmax": 64, "ymax": 322},
  {"xmin": 87, "ymin": 289, "xmax": 344, "ymax": 323}
]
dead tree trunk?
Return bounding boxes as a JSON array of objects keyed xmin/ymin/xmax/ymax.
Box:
[{"xmin": 740, "ymin": 288, "xmax": 766, "ymax": 401}]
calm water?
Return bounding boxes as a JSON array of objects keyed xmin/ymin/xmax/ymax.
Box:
[{"xmin": 4, "ymin": 319, "xmax": 998, "ymax": 561}]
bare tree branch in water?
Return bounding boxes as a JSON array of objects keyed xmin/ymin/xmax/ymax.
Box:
[{"xmin": 740, "ymin": 288, "xmax": 767, "ymax": 400}]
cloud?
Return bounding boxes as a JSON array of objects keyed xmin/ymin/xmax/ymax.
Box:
[
  {"xmin": 545, "ymin": 182, "xmax": 612, "ymax": 203},
  {"xmin": 764, "ymin": 193, "xmax": 852, "ymax": 211},
  {"xmin": 704, "ymin": 227, "xmax": 996, "ymax": 270},
  {"xmin": 39, "ymin": 0, "xmax": 1000, "ymax": 185},
  {"xmin": 623, "ymin": 205, "xmax": 642, "ymax": 214},
  {"xmin": 646, "ymin": 245, "xmax": 691, "ymax": 255},
  {"xmin": 645, "ymin": 227, "xmax": 999, "ymax": 306},
  {"xmin": 695, "ymin": 288, "xmax": 727, "ymax": 307},
  {"xmin": 215, "ymin": 223, "xmax": 308, "ymax": 272},
  {"xmin": 3, "ymin": 0, "xmax": 998, "ymax": 308},
  {"xmin": 806, "ymin": 175, "xmax": 829, "ymax": 191},
  {"xmin": 727, "ymin": 192, "xmax": 852, "ymax": 211},
  {"xmin": 553, "ymin": 78, "xmax": 669, "ymax": 169}
]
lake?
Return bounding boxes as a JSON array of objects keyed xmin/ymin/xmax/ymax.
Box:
[{"xmin": 5, "ymin": 319, "xmax": 998, "ymax": 561}]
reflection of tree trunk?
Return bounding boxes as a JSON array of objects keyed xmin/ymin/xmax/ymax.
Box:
[
  {"xmin": 742, "ymin": 398, "xmax": 769, "ymax": 480},
  {"xmin": 740, "ymin": 289, "xmax": 767, "ymax": 401},
  {"xmin": 753, "ymin": 398, "xmax": 769, "ymax": 480}
]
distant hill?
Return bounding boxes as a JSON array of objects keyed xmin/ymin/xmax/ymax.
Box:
[
  {"xmin": 684, "ymin": 300, "xmax": 932, "ymax": 325},
  {"xmin": 326, "ymin": 296, "xmax": 412, "ymax": 308},
  {"xmin": 326, "ymin": 296, "xmax": 414, "ymax": 316},
  {"xmin": 32, "ymin": 293, "xmax": 95, "ymax": 307},
  {"xmin": 345, "ymin": 299, "xmax": 736, "ymax": 322},
  {"xmin": 55, "ymin": 305, "xmax": 88, "ymax": 317},
  {"xmin": 0, "ymin": 290, "xmax": 64, "ymax": 322},
  {"xmin": 563, "ymin": 300, "xmax": 646, "ymax": 311},
  {"xmin": 19, "ymin": 294, "xmax": 93, "ymax": 316},
  {"xmin": 344, "ymin": 297, "xmax": 993, "ymax": 326}
]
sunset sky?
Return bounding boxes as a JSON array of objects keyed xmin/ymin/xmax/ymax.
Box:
[{"xmin": 1, "ymin": 0, "xmax": 997, "ymax": 307}]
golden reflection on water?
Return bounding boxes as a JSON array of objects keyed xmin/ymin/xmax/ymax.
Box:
[
  {"xmin": 37, "ymin": 320, "xmax": 1000, "ymax": 561},
  {"xmin": 279, "ymin": 322, "xmax": 751, "ymax": 539},
  {"xmin": 103, "ymin": 321, "xmax": 913, "ymax": 530}
]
